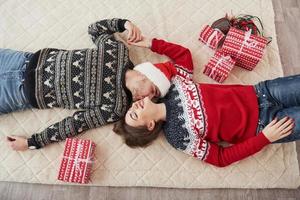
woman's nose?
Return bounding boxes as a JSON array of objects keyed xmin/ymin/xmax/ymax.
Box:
[{"xmin": 133, "ymin": 103, "xmax": 139, "ymax": 109}]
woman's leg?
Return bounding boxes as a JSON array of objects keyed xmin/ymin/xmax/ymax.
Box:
[
  {"xmin": 272, "ymin": 107, "xmax": 300, "ymax": 143},
  {"xmin": 0, "ymin": 49, "xmax": 33, "ymax": 115},
  {"xmin": 254, "ymin": 75, "xmax": 300, "ymax": 142},
  {"xmin": 255, "ymin": 74, "xmax": 300, "ymax": 108}
]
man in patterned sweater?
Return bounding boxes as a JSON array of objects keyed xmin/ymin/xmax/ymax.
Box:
[{"xmin": 4, "ymin": 18, "xmax": 170, "ymax": 151}]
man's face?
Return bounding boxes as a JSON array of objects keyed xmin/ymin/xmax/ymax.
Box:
[{"xmin": 132, "ymin": 74, "xmax": 160, "ymax": 101}]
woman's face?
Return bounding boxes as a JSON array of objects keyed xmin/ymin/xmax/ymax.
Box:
[{"xmin": 125, "ymin": 96, "xmax": 157, "ymax": 129}]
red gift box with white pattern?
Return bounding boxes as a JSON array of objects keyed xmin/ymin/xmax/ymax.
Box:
[
  {"xmin": 222, "ymin": 27, "xmax": 268, "ymax": 71},
  {"xmin": 199, "ymin": 25, "xmax": 225, "ymax": 50},
  {"xmin": 203, "ymin": 50, "xmax": 236, "ymax": 83},
  {"xmin": 58, "ymin": 138, "xmax": 95, "ymax": 184}
]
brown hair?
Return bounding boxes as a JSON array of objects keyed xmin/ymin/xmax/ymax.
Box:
[{"xmin": 113, "ymin": 118, "xmax": 164, "ymax": 148}]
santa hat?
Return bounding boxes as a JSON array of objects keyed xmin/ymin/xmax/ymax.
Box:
[{"xmin": 133, "ymin": 62, "xmax": 176, "ymax": 97}]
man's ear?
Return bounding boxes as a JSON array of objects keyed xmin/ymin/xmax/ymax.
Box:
[{"xmin": 147, "ymin": 120, "xmax": 155, "ymax": 131}]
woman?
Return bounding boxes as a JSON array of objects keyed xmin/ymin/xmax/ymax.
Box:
[{"xmin": 113, "ymin": 37, "xmax": 297, "ymax": 167}]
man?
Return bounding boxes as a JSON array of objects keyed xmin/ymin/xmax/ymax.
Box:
[{"xmin": 4, "ymin": 18, "xmax": 170, "ymax": 151}]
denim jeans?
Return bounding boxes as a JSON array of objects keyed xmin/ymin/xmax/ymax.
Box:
[
  {"xmin": 0, "ymin": 49, "xmax": 33, "ymax": 115},
  {"xmin": 254, "ymin": 74, "xmax": 300, "ymax": 143}
]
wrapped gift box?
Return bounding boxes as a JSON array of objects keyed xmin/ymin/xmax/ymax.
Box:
[
  {"xmin": 203, "ymin": 50, "xmax": 236, "ymax": 83},
  {"xmin": 58, "ymin": 138, "xmax": 95, "ymax": 184},
  {"xmin": 199, "ymin": 25, "xmax": 225, "ymax": 50},
  {"xmin": 222, "ymin": 27, "xmax": 268, "ymax": 70}
]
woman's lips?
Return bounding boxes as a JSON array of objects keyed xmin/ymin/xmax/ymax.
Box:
[{"xmin": 139, "ymin": 99, "xmax": 144, "ymax": 109}]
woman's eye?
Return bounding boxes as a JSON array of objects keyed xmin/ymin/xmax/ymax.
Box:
[{"xmin": 130, "ymin": 112, "xmax": 138, "ymax": 120}]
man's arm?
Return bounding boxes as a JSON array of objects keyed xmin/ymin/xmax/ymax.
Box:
[
  {"xmin": 6, "ymin": 106, "xmax": 119, "ymax": 150},
  {"xmin": 88, "ymin": 18, "xmax": 142, "ymax": 46},
  {"xmin": 26, "ymin": 107, "xmax": 119, "ymax": 149}
]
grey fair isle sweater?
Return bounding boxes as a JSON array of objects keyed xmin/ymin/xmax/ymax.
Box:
[{"xmin": 24, "ymin": 18, "xmax": 133, "ymax": 149}]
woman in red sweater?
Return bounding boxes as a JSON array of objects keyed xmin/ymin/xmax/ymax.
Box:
[{"xmin": 113, "ymin": 37, "xmax": 296, "ymax": 167}]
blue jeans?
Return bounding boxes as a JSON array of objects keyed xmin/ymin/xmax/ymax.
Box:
[
  {"xmin": 254, "ymin": 74, "xmax": 300, "ymax": 143},
  {"xmin": 0, "ymin": 49, "xmax": 33, "ymax": 115}
]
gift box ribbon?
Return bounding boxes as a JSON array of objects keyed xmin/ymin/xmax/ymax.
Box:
[
  {"xmin": 209, "ymin": 55, "xmax": 232, "ymax": 77},
  {"xmin": 236, "ymin": 29, "xmax": 258, "ymax": 59}
]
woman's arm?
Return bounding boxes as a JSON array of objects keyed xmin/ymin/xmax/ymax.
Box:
[
  {"xmin": 129, "ymin": 37, "xmax": 194, "ymax": 72},
  {"xmin": 203, "ymin": 117, "xmax": 294, "ymax": 167},
  {"xmin": 203, "ymin": 133, "xmax": 270, "ymax": 167},
  {"xmin": 150, "ymin": 38, "xmax": 194, "ymax": 71}
]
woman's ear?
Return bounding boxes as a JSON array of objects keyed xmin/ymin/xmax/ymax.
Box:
[{"xmin": 147, "ymin": 120, "xmax": 155, "ymax": 131}]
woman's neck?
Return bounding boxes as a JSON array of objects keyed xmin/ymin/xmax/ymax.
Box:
[{"xmin": 155, "ymin": 103, "xmax": 167, "ymax": 122}]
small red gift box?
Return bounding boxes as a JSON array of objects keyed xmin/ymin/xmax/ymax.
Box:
[
  {"xmin": 58, "ymin": 138, "xmax": 95, "ymax": 184},
  {"xmin": 199, "ymin": 25, "xmax": 225, "ymax": 50},
  {"xmin": 203, "ymin": 50, "xmax": 236, "ymax": 83},
  {"xmin": 222, "ymin": 27, "xmax": 268, "ymax": 70}
]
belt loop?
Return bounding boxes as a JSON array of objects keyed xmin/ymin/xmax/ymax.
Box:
[{"xmin": 24, "ymin": 53, "xmax": 33, "ymax": 69}]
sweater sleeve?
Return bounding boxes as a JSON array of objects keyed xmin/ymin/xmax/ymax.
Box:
[
  {"xmin": 88, "ymin": 18, "xmax": 128, "ymax": 46},
  {"xmin": 150, "ymin": 38, "xmax": 194, "ymax": 71},
  {"xmin": 27, "ymin": 107, "xmax": 118, "ymax": 149},
  {"xmin": 202, "ymin": 132, "xmax": 271, "ymax": 167}
]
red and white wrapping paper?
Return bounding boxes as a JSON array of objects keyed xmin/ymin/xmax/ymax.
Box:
[
  {"xmin": 58, "ymin": 138, "xmax": 96, "ymax": 184},
  {"xmin": 199, "ymin": 25, "xmax": 225, "ymax": 50},
  {"xmin": 203, "ymin": 50, "xmax": 236, "ymax": 83},
  {"xmin": 222, "ymin": 27, "xmax": 268, "ymax": 70}
]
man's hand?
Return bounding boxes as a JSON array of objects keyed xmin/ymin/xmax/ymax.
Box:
[
  {"xmin": 128, "ymin": 36, "xmax": 152, "ymax": 48},
  {"xmin": 7, "ymin": 136, "xmax": 28, "ymax": 151},
  {"xmin": 124, "ymin": 21, "xmax": 142, "ymax": 43},
  {"xmin": 262, "ymin": 117, "xmax": 295, "ymax": 142}
]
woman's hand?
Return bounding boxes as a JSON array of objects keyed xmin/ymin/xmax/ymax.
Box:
[
  {"xmin": 262, "ymin": 117, "xmax": 295, "ymax": 142},
  {"xmin": 128, "ymin": 36, "xmax": 152, "ymax": 48},
  {"xmin": 124, "ymin": 21, "xmax": 142, "ymax": 43},
  {"xmin": 6, "ymin": 136, "xmax": 28, "ymax": 151}
]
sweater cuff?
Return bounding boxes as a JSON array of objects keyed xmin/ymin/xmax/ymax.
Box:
[
  {"xmin": 256, "ymin": 131, "xmax": 271, "ymax": 148},
  {"xmin": 150, "ymin": 38, "xmax": 159, "ymax": 52},
  {"xmin": 117, "ymin": 19, "xmax": 128, "ymax": 32},
  {"xmin": 27, "ymin": 137, "xmax": 41, "ymax": 150}
]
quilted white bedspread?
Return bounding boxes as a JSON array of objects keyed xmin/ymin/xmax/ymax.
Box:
[{"xmin": 0, "ymin": 0, "xmax": 300, "ymax": 188}]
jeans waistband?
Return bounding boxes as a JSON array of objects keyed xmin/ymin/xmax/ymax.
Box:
[{"xmin": 22, "ymin": 53, "xmax": 35, "ymax": 106}]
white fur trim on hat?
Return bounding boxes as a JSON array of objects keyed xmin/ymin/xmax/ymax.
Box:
[{"xmin": 134, "ymin": 62, "xmax": 170, "ymax": 97}]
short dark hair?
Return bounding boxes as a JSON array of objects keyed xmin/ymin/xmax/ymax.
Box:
[{"xmin": 113, "ymin": 118, "xmax": 164, "ymax": 148}]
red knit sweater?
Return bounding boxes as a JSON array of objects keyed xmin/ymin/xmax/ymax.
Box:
[{"xmin": 151, "ymin": 38, "xmax": 270, "ymax": 167}]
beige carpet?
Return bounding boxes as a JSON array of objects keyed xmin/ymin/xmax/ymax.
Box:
[{"xmin": 0, "ymin": 0, "xmax": 299, "ymax": 188}]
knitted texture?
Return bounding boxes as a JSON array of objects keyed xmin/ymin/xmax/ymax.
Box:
[
  {"xmin": 27, "ymin": 18, "xmax": 133, "ymax": 149},
  {"xmin": 153, "ymin": 39, "xmax": 270, "ymax": 167}
]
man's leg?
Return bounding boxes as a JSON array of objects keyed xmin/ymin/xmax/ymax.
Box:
[{"xmin": 0, "ymin": 49, "xmax": 33, "ymax": 115}]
